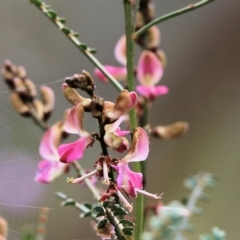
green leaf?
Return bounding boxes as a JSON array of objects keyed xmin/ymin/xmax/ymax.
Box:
[
  {"xmin": 30, "ymin": 0, "xmax": 42, "ymax": 7},
  {"xmin": 103, "ymin": 201, "xmax": 111, "ymax": 208},
  {"xmin": 93, "ymin": 206, "xmax": 105, "ymax": 213},
  {"xmin": 113, "ymin": 208, "xmax": 128, "ymax": 216},
  {"xmin": 79, "ymin": 43, "xmax": 88, "ymax": 50},
  {"xmin": 61, "ymin": 27, "xmax": 71, "ymax": 35},
  {"xmin": 82, "ymin": 202, "xmax": 92, "ymax": 210},
  {"xmin": 61, "ymin": 198, "xmax": 75, "ymax": 206},
  {"xmin": 95, "ymin": 212, "xmax": 105, "ymax": 218},
  {"xmin": 119, "ymin": 219, "xmax": 135, "ymax": 226},
  {"xmin": 70, "ymin": 31, "xmax": 79, "ymax": 37},
  {"xmin": 97, "ymin": 218, "xmax": 108, "ymax": 228},
  {"xmin": 47, "ymin": 10, "xmax": 57, "ymax": 19},
  {"xmin": 122, "ymin": 227, "xmax": 133, "ymax": 236},
  {"xmin": 89, "ymin": 48, "xmax": 97, "ymax": 54},
  {"xmin": 58, "ymin": 17, "xmax": 66, "ymax": 24}
]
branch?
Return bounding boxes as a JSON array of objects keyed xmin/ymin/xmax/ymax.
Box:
[
  {"xmin": 29, "ymin": 0, "xmax": 124, "ymax": 92},
  {"xmin": 133, "ymin": 0, "xmax": 215, "ymax": 38}
]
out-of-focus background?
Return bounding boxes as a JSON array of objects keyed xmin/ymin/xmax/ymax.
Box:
[{"xmin": 0, "ymin": 0, "xmax": 240, "ymax": 239}]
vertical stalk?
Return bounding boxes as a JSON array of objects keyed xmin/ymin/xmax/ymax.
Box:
[{"xmin": 124, "ymin": 1, "xmax": 144, "ymax": 239}]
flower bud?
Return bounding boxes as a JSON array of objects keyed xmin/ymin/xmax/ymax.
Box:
[
  {"xmin": 104, "ymin": 133, "xmax": 129, "ymax": 153},
  {"xmin": 62, "ymin": 83, "xmax": 91, "ymax": 110},
  {"xmin": 151, "ymin": 121, "xmax": 189, "ymax": 140},
  {"xmin": 156, "ymin": 49, "xmax": 167, "ymax": 68},
  {"xmin": 136, "ymin": 12, "xmax": 144, "ymax": 28},
  {"xmin": 146, "ymin": 26, "xmax": 160, "ymax": 50},
  {"xmin": 65, "ymin": 70, "xmax": 95, "ymax": 97},
  {"xmin": 24, "ymin": 78, "xmax": 37, "ymax": 99},
  {"xmin": 40, "ymin": 85, "xmax": 55, "ymax": 121},
  {"xmin": 17, "ymin": 65, "xmax": 27, "ymax": 79},
  {"xmin": 9, "ymin": 92, "xmax": 30, "ymax": 116}
]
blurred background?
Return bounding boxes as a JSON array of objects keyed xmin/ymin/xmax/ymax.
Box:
[{"xmin": 0, "ymin": 0, "xmax": 240, "ymax": 239}]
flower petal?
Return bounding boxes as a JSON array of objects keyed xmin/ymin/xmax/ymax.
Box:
[
  {"xmin": 123, "ymin": 127, "xmax": 149, "ymax": 162},
  {"xmin": 114, "ymin": 35, "xmax": 126, "ymax": 66},
  {"xmin": 64, "ymin": 103, "xmax": 87, "ymax": 136},
  {"xmin": 136, "ymin": 85, "xmax": 169, "ymax": 100},
  {"xmin": 105, "ymin": 90, "xmax": 138, "ymax": 122},
  {"xmin": 39, "ymin": 124, "xmax": 61, "ymax": 161},
  {"xmin": 94, "ymin": 66, "xmax": 127, "ymax": 83},
  {"xmin": 35, "ymin": 160, "xmax": 67, "ymax": 183},
  {"xmin": 137, "ymin": 50, "xmax": 163, "ymax": 86},
  {"xmin": 58, "ymin": 136, "xmax": 93, "ymax": 163}
]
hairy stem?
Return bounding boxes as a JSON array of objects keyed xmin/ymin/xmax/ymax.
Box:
[
  {"xmin": 133, "ymin": 0, "xmax": 215, "ymax": 38},
  {"xmin": 29, "ymin": 0, "xmax": 123, "ymax": 92},
  {"xmin": 124, "ymin": 1, "xmax": 143, "ymax": 239}
]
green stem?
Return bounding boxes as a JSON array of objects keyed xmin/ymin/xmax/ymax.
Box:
[
  {"xmin": 29, "ymin": 0, "xmax": 124, "ymax": 92},
  {"xmin": 124, "ymin": 1, "xmax": 143, "ymax": 239},
  {"xmin": 133, "ymin": 0, "xmax": 215, "ymax": 38}
]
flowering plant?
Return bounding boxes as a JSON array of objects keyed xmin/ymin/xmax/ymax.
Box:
[{"xmin": 0, "ymin": 0, "xmax": 229, "ymax": 239}]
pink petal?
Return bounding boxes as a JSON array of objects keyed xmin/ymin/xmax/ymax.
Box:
[
  {"xmin": 35, "ymin": 160, "xmax": 67, "ymax": 183},
  {"xmin": 114, "ymin": 35, "xmax": 126, "ymax": 66},
  {"xmin": 58, "ymin": 136, "xmax": 93, "ymax": 163},
  {"xmin": 64, "ymin": 104, "xmax": 86, "ymax": 136},
  {"xmin": 136, "ymin": 85, "xmax": 169, "ymax": 100},
  {"xmin": 124, "ymin": 127, "xmax": 149, "ymax": 162},
  {"xmin": 137, "ymin": 50, "xmax": 163, "ymax": 86},
  {"xmin": 115, "ymin": 163, "xmax": 143, "ymax": 197},
  {"xmin": 39, "ymin": 125, "xmax": 61, "ymax": 161},
  {"xmin": 94, "ymin": 66, "xmax": 127, "ymax": 83}
]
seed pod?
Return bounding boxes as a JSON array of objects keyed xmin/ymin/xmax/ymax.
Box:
[
  {"xmin": 40, "ymin": 85, "xmax": 55, "ymax": 121},
  {"xmin": 146, "ymin": 26, "xmax": 160, "ymax": 50},
  {"xmin": 24, "ymin": 78, "xmax": 37, "ymax": 99},
  {"xmin": 9, "ymin": 92, "xmax": 30, "ymax": 116},
  {"xmin": 151, "ymin": 121, "xmax": 189, "ymax": 140}
]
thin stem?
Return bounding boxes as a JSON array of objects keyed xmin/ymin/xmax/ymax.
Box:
[
  {"xmin": 29, "ymin": 0, "xmax": 124, "ymax": 92},
  {"xmin": 174, "ymin": 173, "xmax": 207, "ymax": 240},
  {"xmin": 133, "ymin": 0, "xmax": 215, "ymax": 38},
  {"xmin": 124, "ymin": 1, "xmax": 143, "ymax": 239},
  {"xmin": 72, "ymin": 162, "xmax": 101, "ymax": 200}
]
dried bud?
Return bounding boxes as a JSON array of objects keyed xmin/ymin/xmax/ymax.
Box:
[
  {"xmin": 2, "ymin": 60, "xmax": 17, "ymax": 89},
  {"xmin": 40, "ymin": 85, "xmax": 55, "ymax": 121},
  {"xmin": 24, "ymin": 78, "xmax": 37, "ymax": 99},
  {"xmin": 62, "ymin": 83, "xmax": 91, "ymax": 111},
  {"xmin": 148, "ymin": 2, "xmax": 155, "ymax": 20},
  {"xmin": 151, "ymin": 121, "xmax": 189, "ymax": 140},
  {"xmin": 33, "ymin": 99, "xmax": 45, "ymax": 120},
  {"xmin": 65, "ymin": 70, "xmax": 95, "ymax": 97},
  {"xmin": 96, "ymin": 221, "xmax": 116, "ymax": 240},
  {"xmin": 146, "ymin": 26, "xmax": 160, "ymax": 50},
  {"xmin": 17, "ymin": 65, "xmax": 27, "ymax": 79},
  {"xmin": 0, "ymin": 217, "xmax": 8, "ymax": 239},
  {"xmin": 136, "ymin": 12, "xmax": 144, "ymax": 28},
  {"xmin": 156, "ymin": 49, "xmax": 167, "ymax": 68},
  {"xmin": 9, "ymin": 92, "xmax": 30, "ymax": 116},
  {"xmin": 91, "ymin": 97, "xmax": 104, "ymax": 118},
  {"xmin": 104, "ymin": 133, "xmax": 129, "ymax": 153}
]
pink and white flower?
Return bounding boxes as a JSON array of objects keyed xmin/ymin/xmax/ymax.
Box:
[
  {"xmin": 35, "ymin": 124, "xmax": 68, "ymax": 183},
  {"xmin": 58, "ymin": 103, "xmax": 94, "ymax": 163}
]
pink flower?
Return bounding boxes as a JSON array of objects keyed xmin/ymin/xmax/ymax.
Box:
[
  {"xmin": 103, "ymin": 89, "xmax": 138, "ymax": 123},
  {"xmin": 94, "ymin": 35, "xmax": 127, "ymax": 83},
  {"xmin": 136, "ymin": 50, "xmax": 168, "ymax": 100},
  {"xmin": 35, "ymin": 124, "xmax": 68, "ymax": 183},
  {"xmin": 113, "ymin": 128, "xmax": 162, "ymax": 201},
  {"xmin": 104, "ymin": 116, "xmax": 130, "ymax": 153},
  {"xmin": 58, "ymin": 103, "xmax": 94, "ymax": 163}
]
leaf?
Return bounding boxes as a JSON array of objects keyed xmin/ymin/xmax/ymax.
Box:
[
  {"xmin": 88, "ymin": 48, "xmax": 97, "ymax": 54},
  {"xmin": 47, "ymin": 10, "xmax": 57, "ymax": 19},
  {"xmin": 119, "ymin": 219, "xmax": 135, "ymax": 226},
  {"xmin": 97, "ymin": 218, "xmax": 108, "ymax": 228},
  {"xmin": 122, "ymin": 227, "xmax": 133, "ymax": 236},
  {"xmin": 61, "ymin": 198, "xmax": 75, "ymax": 206},
  {"xmin": 82, "ymin": 202, "xmax": 92, "ymax": 210},
  {"xmin": 58, "ymin": 17, "xmax": 66, "ymax": 24},
  {"xmin": 61, "ymin": 27, "xmax": 71, "ymax": 35},
  {"xmin": 113, "ymin": 208, "xmax": 128, "ymax": 216},
  {"xmin": 93, "ymin": 206, "xmax": 105, "ymax": 213},
  {"xmin": 103, "ymin": 201, "xmax": 111, "ymax": 208},
  {"xmin": 79, "ymin": 43, "xmax": 88, "ymax": 50},
  {"xmin": 95, "ymin": 212, "xmax": 105, "ymax": 218}
]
